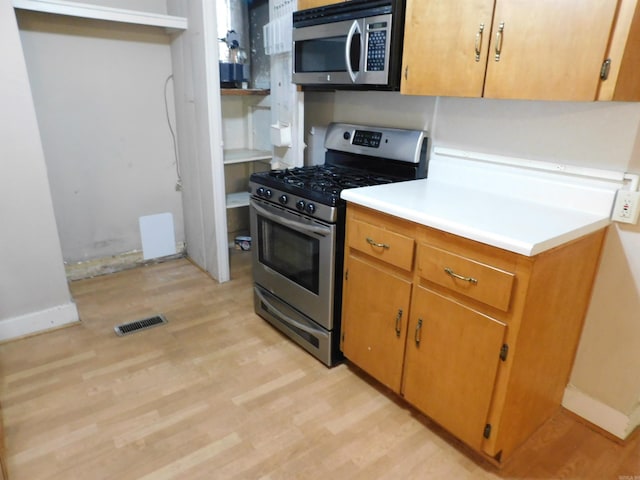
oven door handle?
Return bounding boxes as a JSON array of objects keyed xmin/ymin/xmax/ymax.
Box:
[
  {"xmin": 254, "ymin": 286, "xmax": 324, "ymax": 336},
  {"xmin": 251, "ymin": 200, "xmax": 331, "ymax": 237}
]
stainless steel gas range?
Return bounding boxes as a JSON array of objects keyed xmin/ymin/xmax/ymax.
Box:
[{"xmin": 249, "ymin": 123, "xmax": 429, "ymax": 366}]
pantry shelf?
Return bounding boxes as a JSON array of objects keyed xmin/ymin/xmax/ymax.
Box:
[
  {"xmin": 12, "ymin": 0, "xmax": 188, "ymax": 32},
  {"xmin": 226, "ymin": 191, "xmax": 250, "ymax": 209},
  {"xmin": 221, "ymin": 88, "xmax": 270, "ymax": 96},
  {"xmin": 223, "ymin": 149, "xmax": 272, "ymax": 165}
]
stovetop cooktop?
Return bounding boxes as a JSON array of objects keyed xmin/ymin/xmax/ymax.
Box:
[
  {"xmin": 267, "ymin": 165, "xmax": 398, "ymax": 192},
  {"xmin": 250, "ymin": 164, "xmax": 401, "ymax": 207},
  {"xmin": 250, "ymin": 122, "xmax": 429, "ymax": 222}
]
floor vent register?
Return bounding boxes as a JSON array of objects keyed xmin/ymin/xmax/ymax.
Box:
[{"xmin": 114, "ymin": 314, "xmax": 168, "ymax": 336}]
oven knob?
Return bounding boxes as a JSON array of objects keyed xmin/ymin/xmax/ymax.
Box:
[
  {"xmin": 257, "ymin": 187, "xmax": 265, "ymax": 197},
  {"xmin": 305, "ymin": 203, "xmax": 316, "ymax": 214},
  {"xmin": 296, "ymin": 200, "xmax": 305, "ymax": 211},
  {"xmin": 343, "ymin": 131, "xmax": 350, "ymax": 140},
  {"xmin": 265, "ymin": 189, "xmax": 273, "ymax": 199},
  {"xmin": 279, "ymin": 194, "xmax": 288, "ymax": 205}
]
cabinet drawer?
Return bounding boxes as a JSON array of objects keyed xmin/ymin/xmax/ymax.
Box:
[
  {"xmin": 349, "ymin": 219, "xmax": 415, "ymax": 271},
  {"xmin": 417, "ymin": 243, "xmax": 515, "ymax": 311}
]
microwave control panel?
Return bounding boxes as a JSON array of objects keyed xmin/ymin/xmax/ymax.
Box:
[{"xmin": 366, "ymin": 22, "xmax": 388, "ymax": 72}]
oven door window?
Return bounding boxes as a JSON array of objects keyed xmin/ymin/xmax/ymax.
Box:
[{"xmin": 257, "ymin": 216, "xmax": 320, "ymax": 294}]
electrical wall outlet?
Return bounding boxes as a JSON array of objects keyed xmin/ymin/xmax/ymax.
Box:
[{"xmin": 611, "ymin": 190, "xmax": 640, "ymax": 224}]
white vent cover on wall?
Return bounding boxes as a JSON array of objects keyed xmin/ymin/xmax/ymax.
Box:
[{"xmin": 139, "ymin": 213, "xmax": 176, "ymax": 260}]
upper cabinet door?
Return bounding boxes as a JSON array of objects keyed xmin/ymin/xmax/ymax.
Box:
[
  {"xmin": 297, "ymin": 0, "xmax": 343, "ymax": 10},
  {"xmin": 484, "ymin": 0, "xmax": 618, "ymax": 101},
  {"xmin": 597, "ymin": 0, "xmax": 640, "ymax": 101},
  {"xmin": 401, "ymin": 0, "xmax": 495, "ymax": 97}
]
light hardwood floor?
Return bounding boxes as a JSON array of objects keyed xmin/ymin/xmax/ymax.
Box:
[{"xmin": 0, "ymin": 253, "xmax": 637, "ymax": 479}]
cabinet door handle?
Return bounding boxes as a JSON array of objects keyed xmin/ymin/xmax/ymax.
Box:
[
  {"xmin": 444, "ymin": 267, "xmax": 478, "ymax": 285},
  {"xmin": 494, "ymin": 22, "xmax": 504, "ymax": 61},
  {"xmin": 475, "ymin": 23, "xmax": 485, "ymax": 62},
  {"xmin": 366, "ymin": 237, "xmax": 390, "ymax": 249},
  {"xmin": 395, "ymin": 308, "xmax": 403, "ymax": 337},
  {"xmin": 414, "ymin": 318, "xmax": 423, "ymax": 346}
]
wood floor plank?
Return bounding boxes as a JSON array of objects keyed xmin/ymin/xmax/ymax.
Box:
[{"xmin": 0, "ymin": 253, "xmax": 637, "ymax": 479}]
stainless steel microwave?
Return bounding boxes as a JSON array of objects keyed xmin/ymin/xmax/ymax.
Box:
[{"xmin": 292, "ymin": 0, "xmax": 406, "ymax": 90}]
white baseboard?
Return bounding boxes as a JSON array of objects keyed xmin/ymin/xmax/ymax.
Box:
[
  {"xmin": 0, "ymin": 302, "xmax": 80, "ymax": 342},
  {"xmin": 563, "ymin": 384, "xmax": 640, "ymax": 439}
]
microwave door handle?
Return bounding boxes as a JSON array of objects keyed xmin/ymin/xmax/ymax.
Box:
[
  {"xmin": 345, "ymin": 20, "xmax": 361, "ymax": 83},
  {"xmin": 251, "ymin": 200, "xmax": 331, "ymax": 237}
]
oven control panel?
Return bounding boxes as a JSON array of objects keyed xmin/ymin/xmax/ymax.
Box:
[
  {"xmin": 326, "ymin": 122, "xmax": 427, "ymax": 164},
  {"xmin": 352, "ymin": 130, "xmax": 382, "ymax": 148}
]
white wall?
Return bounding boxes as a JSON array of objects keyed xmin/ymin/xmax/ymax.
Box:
[
  {"xmin": 305, "ymin": 90, "xmax": 640, "ymax": 438},
  {"xmin": 0, "ymin": 1, "xmax": 78, "ymax": 338},
  {"xmin": 15, "ymin": 8, "xmax": 184, "ymax": 264}
]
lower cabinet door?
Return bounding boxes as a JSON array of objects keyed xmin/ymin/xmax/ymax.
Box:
[
  {"xmin": 402, "ymin": 286, "xmax": 507, "ymax": 450},
  {"xmin": 342, "ymin": 256, "xmax": 412, "ymax": 393}
]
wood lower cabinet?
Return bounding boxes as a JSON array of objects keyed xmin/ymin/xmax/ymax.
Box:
[
  {"xmin": 403, "ymin": 287, "xmax": 506, "ymax": 451},
  {"xmin": 341, "ymin": 211, "xmax": 415, "ymax": 393},
  {"xmin": 0, "ymin": 402, "xmax": 6, "ymax": 480},
  {"xmin": 341, "ymin": 204, "xmax": 607, "ymax": 462},
  {"xmin": 341, "ymin": 256, "xmax": 411, "ymax": 393}
]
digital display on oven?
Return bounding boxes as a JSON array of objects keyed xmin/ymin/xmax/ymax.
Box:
[{"xmin": 352, "ymin": 130, "xmax": 382, "ymax": 148}]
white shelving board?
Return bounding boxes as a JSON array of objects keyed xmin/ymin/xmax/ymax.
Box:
[
  {"xmin": 12, "ymin": 0, "xmax": 188, "ymax": 31},
  {"xmin": 223, "ymin": 149, "xmax": 272, "ymax": 165},
  {"xmin": 226, "ymin": 191, "xmax": 250, "ymax": 209}
]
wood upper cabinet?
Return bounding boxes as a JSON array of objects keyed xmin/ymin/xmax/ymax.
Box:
[
  {"xmin": 401, "ymin": 0, "xmax": 495, "ymax": 97},
  {"xmin": 598, "ymin": 0, "xmax": 640, "ymax": 101},
  {"xmin": 484, "ymin": 0, "xmax": 618, "ymax": 100},
  {"xmin": 297, "ymin": 0, "xmax": 345, "ymax": 10},
  {"xmin": 401, "ymin": 0, "xmax": 619, "ymax": 101}
]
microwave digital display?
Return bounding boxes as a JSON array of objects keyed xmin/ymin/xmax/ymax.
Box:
[{"xmin": 368, "ymin": 22, "xmax": 388, "ymax": 30}]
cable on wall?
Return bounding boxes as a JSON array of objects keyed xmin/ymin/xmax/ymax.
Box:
[{"xmin": 164, "ymin": 74, "xmax": 182, "ymax": 190}]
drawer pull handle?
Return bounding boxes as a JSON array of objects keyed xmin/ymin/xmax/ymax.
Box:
[
  {"xmin": 395, "ymin": 308, "xmax": 403, "ymax": 337},
  {"xmin": 366, "ymin": 237, "xmax": 390, "ymax": 249},
  {"xmin": 444, "ymin": 267, "xmax": 478, "ymax": 285},
  {"xmin": 415, "ymin": 318, "xmax": 423, "ymax": 346}
]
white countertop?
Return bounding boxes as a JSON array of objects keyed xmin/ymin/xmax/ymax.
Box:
[
  {"xmin": 339, "ymin": 148, "xmax": 628, "ymax": 256},
  {"xmin": 341, "ymin": 178, "xmax": 611, "ymax": 256}
]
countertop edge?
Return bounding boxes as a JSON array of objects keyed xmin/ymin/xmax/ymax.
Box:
[{"xmin": 341, "ymin": 190, "xmax": 611, "ymax": 257}]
